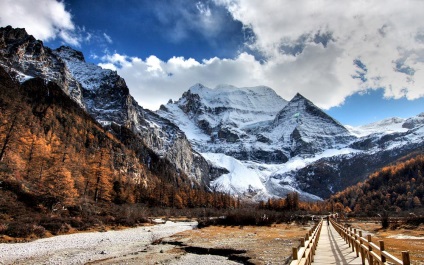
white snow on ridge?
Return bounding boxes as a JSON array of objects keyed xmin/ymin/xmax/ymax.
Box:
[
  {"xmin": 54, "ymin": 47, "xmax": 114, "ymax": 91},
  {"xmin": 157, "ymin": 103, "xmax": 210, "ymax": 142},
  {"xmin": 273, "ymin": 148, "xmax": 360, "ymax": 176},
  {"xmin": 0, "ymin": 63, "xmax": 34, "ymax": 83},
  {"xmin": 185, "ymin": 84, "xmax": 288, "ymax": 129},
  {"xmin": 346, "ymin": 117, "xmax": 408, "ymax": 137},
  {"xmin": 189, "ymin": 84, "xmax": 287, "ymax": 113}
]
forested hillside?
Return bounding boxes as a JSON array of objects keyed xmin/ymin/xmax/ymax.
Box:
[
  {"xmin": 0, "ymin": 67, "xmax": 235, "ymax": 238},
  {"xmin": 328, "ymin": 154, "xmax": 424, "ymax": 215}
]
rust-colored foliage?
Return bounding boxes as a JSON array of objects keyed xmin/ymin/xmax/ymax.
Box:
[{"xmin": 328, "ymin": 154, "xmax": 424, "ymax": 214}]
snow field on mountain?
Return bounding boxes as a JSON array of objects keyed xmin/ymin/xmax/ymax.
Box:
[
  {"xmin": 346, "ymin": 117, "xmax": 408, "ymax": 137},
  {"xmin": 346, "ymin": 113, "xmax": 424, "ymax": 137},
  {"xmin": 202, "ymin": 148, "xmax": 361, "ymax": 199},
  {"xmin": 202, "ymin": 152, "xmax": 267, "ymax": 192}
]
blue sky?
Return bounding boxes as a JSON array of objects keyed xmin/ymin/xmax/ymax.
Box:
[{"xmin": 1, "ymin": 0, "xmax": 424, "ymax": 126}]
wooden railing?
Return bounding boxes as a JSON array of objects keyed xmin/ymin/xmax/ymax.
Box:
[
  {"xmin": 290, "ymin": 219, "xmax": 323, "ymax": 265},
  {"xmin": 330, "ymin": 218, "xmax": 411, "ymax": 265}
]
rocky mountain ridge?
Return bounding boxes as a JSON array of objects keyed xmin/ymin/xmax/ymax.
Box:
[{"xmin": 0, "ymin": 26, "xmax": 214, "ymax": 186}]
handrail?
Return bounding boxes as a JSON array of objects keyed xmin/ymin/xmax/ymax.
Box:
[
  {"xmin": 290, "ymin": 219, "xmax": 323, "ymax": 265},
  {"xmin": 330, "ymin": 218, "xmax": 411, "ymax": 265}
]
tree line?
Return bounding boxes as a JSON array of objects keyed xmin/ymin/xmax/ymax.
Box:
[{"xmin": 328, "ymin": 154, "xmax": 424, "ymax": 215}]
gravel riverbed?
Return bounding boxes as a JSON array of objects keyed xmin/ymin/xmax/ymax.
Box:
[{"xmin": 0, "ymin": 221, "xmax": 199, "ymax": 265}]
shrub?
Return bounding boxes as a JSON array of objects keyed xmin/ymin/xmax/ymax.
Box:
[
  {"xmin": 406, "ymin": 216, "xmax": 424, "ymax": 227},
  {"xmin": 5, "ymin": 222, "xmax": 34, "ymax": 237},
  {"xmin": 32, "ymin": 225, "xmax": 46, "ymax": 237},
  {"xmin": 197, "ymin": 209, "xmax": 291, "ymax": 228},
  {"xmin": 0, "ymin": 223, "xmax": 7, "ymax": 234},
  {"xmin": 39, "ymin": 218, "xmax": 70, "ymax": 235}
]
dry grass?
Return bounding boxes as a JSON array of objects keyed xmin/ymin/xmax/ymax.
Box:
[
  {"xmin": 348, "ymin": 221, "xmax": 424, "ymax": 265},
  {"xmin": 164, "ymin": 222, "xmax": 313, "ymax": 265}
]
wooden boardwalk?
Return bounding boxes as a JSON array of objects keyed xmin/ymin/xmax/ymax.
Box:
[{"xmin": 313, "ymin": 221, "xmax": 367, "ymax": 265}]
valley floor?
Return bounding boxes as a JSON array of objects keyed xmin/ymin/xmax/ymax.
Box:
[
  {"xmin": 4, "ymin": 219, "xmax": 421, "ymax": 265},
  {"xmin": 0, "ymin": 221, "xmax": 310, "ymax": 265}
]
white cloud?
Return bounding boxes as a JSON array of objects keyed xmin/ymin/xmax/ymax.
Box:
[
  {"xmin": 99, "ymin": 52, "xmax": 261, "ymax": 110},
  {"xmin": 211, "ymin": 0, "xmax": 424, "ymax": 107},
  {"xmin": 0, "ymin": 0, "xmax": 79, "ymax": 46},
  {"xmin": 103, "ymin": 32, "xmax": 112, "ymax": 44}
]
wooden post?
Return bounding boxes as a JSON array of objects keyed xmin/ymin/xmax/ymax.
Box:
[
  {"xmin": 354, "ymin": 228, "xmax": 359, "ymax": 257},
  {"xmin": 379, "ymin": 240, "xmax": 386, "ymax": 262},
  {"xmin": 354, "ymin": 233, "xmax": 359, "ymax": 257},
  {"xmin": 350, "ymin": 227, "xmax": 354, "ymax": 250},
  {"xmin": 301, "ymin": 237, "xmax": 305, "ymax": 247},
  {"xmin": 359, "ymin": 231, "xmax": 365, "ymax": 265},
  {"xmin": 367, "ymin": 235, "xmax": 373, "ymax": 264},
  {"xmin": 402, "ymin": 251, "xmax": 410, "ymax": 265},
  {"xmin": 292, "ymin": 247, "xmax": 298, "ymax": 260}
]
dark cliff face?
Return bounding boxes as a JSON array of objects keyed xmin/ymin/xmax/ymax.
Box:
[
  {"xmin": 0, "ymin": 26, "xmax": 83, "ymax": 106},
  {"xmin": 53, "ymin": 46, "xmax": 132, "ymax": 127},
  {"xmin": 0, "ymin": 26, "xmax": 213, "ymax": 188}
]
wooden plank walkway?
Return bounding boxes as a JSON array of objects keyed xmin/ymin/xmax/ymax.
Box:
[{"xmin": 313, "ymin": 221, "xmax": 368, "ymax": 265}]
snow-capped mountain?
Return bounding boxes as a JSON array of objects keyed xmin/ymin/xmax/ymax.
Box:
[
  {"xmin": 157, "ymin": 84, "xmax": 290, "ymax": 162},
  {"xmin": 291, "ymin": 121, "xmax": 424, "ymax": 198},
  {"xmin": 158, "ymin": 84, "xmax": 424, "ymax": 200},
  {"xmin": 157, "ymin": 84, "xmax": 357, "ymax": 200},
  {"xmin": 158, "ymin": 85, "xmax": 353, "ymax": 163}
]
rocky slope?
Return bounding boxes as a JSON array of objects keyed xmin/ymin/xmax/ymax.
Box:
[{"xmin": 0, "ymin": 26, "xmax": 213, "ymax": 186}]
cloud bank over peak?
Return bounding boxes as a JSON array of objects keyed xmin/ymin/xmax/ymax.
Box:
[
  {"xmin": 213, "ymin": 0, "xmax": 424, "ymax": 102},
  {"xmin": 0, "ymin": 0, "xmax": 80, "ymax": 46},
  {"xmin": 98, "ymin": 0, "xmax": 424, "ymax": 111}
]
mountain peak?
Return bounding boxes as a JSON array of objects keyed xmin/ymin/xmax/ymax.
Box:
[
  {"xmin": 271, "ymin": 91, "xmax": 353, "ymax": 154},
  {"xmin": 54, "ymin": 46, "xmax": 85, "ymax": 62},
  {"xmin": 290, "ymin": 92, "xmax": 309, "ymax": 102},
  {"xmin": 275, "ymin": 92, "xmax": 344, "ymax": 128},
  {"xmin": 0, "ymin": 25, "xmax": 33, "ymax": 43}
]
